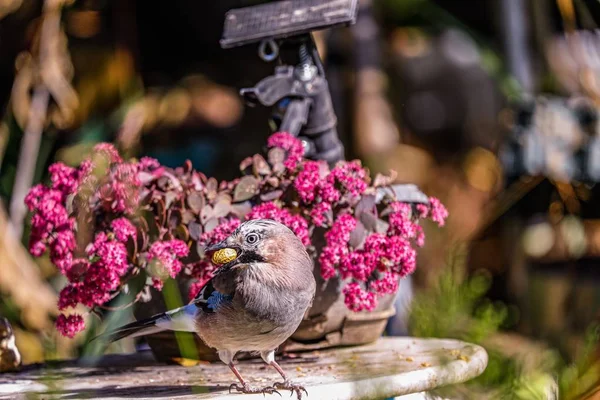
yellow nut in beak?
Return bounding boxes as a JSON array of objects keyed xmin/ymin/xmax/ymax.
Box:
[{"xmin": 211, "ymin": 248, "xmax": 238, "ymax": 265}]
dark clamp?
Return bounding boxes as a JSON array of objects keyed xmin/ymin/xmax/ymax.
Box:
[{"xmin": 220, "ymin": 0, "xmax": 358, "ymax": 165}]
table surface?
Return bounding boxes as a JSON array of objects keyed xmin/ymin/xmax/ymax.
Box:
[{"xmin": 0, "ymin": 337, "xmax": 488, "ymax": 400}]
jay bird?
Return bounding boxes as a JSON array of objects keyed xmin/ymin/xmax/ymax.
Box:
[{"xmin": 95, "ymin": 219, "xmax": 316, "ymax": 398}]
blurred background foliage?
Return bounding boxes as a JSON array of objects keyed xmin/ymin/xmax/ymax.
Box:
[{"xmin": 1, "ymin": 0, "xmax": 600, "ymax": 398}]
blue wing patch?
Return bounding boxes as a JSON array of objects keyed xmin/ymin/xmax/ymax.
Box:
[
  {"xmin": 206, "ymin": 291, "xmax": 232, "ymax": 311},
  {"xmin": 192, "ymin": 279, "xmax": 233, "ymax": 313}
]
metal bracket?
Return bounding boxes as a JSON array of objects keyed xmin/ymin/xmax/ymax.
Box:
[{"xmin": 221, "ymin": 0, "xmax": 359, "ymax": 49}]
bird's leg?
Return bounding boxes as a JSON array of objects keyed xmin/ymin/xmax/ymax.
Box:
[
  {"xmin": 227, "ymin": 362, "xmax": 281, "ymax": 396},
  {"xmin": 270, "ymin": 361, "xmax": 309, "ymax": 399}
]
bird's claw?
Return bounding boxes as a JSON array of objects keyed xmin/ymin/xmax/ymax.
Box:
[
  {"xmin": 273, "ymin": 381, "xmax": 308, "ymax": 399},
  {"xmin": 229, "ymin": 382, "xmax": 281, "ymax": 396}
]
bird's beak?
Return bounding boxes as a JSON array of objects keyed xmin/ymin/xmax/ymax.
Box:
[
  {"xmin": 205, "ymin": 241, "xmax": 228, "ymax": 252},
  {"xmin": 206, "ymin": 239, "xmax": 240, "ymax": 266}
]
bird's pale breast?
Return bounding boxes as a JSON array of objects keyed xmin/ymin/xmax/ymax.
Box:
[{"xmin": 195, "ymin": 267, "xmax": 314, "ymax": 353}]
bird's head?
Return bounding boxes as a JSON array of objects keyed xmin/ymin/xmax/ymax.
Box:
[{"xmin": 205, "ymin": 219, "xmax": 311, "ymax": 271}]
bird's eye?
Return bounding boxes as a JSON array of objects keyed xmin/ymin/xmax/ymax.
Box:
[{"xmin": 246, "ymin": 233, "xmax": 259, "ymax": 244}]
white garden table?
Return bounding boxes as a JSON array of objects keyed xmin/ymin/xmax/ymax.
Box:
[{"xmin": 0, "ymin": 337, "xmax": 487, "ymax": 399}]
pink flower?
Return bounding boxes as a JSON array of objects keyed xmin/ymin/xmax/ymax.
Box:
[
  {"xmin": 318, "ymin": 214, "xmax": 357, "ymax": 279},
  {"xmin": 343, "ymin": 282, "xmax": 377, "ymax": 312},
  {"xmin": 370, "ymin": 272, "xmax": 399, "ymax": 295},
  {"xmin": 58, "ymin": 284, "xmax": 81, "ymax": 310},
  {"xmin": 148, "ymin": 240, "xmax": 190, "ymax": 278},
  {"xmin": 390, "ymin": 201, "xmax": 412, "ymax": 215},
  {"xmin": 416, "ymin": 225, "xmax": 425, "ymax": 247},
  {"xmin": 339, "ymin": 251, "xmax": 374, "ymax": 281},
  {"xmin": 111, "ymin": 218, "xmax": 137, "ymax": 243},
  {"xmin": 325, "ymin": 214, "xmax": 356, "ymax": 245},
  {"xmin": 78, "ymin": 159, "xmax": 94, "ymax": 178},
  {"xmin": 294, "ymin": 161, "xmax": 321, "ymax": 203},
  {"xmin": 200, "ymin": 218, "xmax": 241, "ymax": 247},
  {"xmin": 329, "ymin": 160, "xmax": 368, "ymax": 197},
  {"xmin": 318, "ymin": 246, "xmax": 341, "ymax": 279},
  {"xmin": 139, "ymin": 157, "xmax": 161, "ymax": 170},
  {"xmin": 152, "ymin": 278, "xmax": 164, "ymax": 291},
  {"xmin": 56, "ymin": 314, "xmax": 85, "ymax": 338},
  {"xmin": 267, "ymin": 132, "xmax": 304, "ymax": 170},
  {"xmin": 137, "ymin": 156, "xmax": 165, "ymax": 179},
  {"xmin": 384, "ymin": 236, "xmax": 416, "ymax": 277},
  {"xmin": 388, "ymin": 201, "xmax": 421, "ymax": 241},
  {"xmin": 318, "ymin": 180, "xmax": 341, "ymax": 203},
  {"xmin": 416, "ymin": 203, "xmax": 429, "ymax": 218},
  {"xmin": 93, "ymin": 143, "xmax": 122, "ymax": 163},
  {"xmin": 96, "ymin": 240, "xmax": 129, "ymax": 276},
  {"xmin": 49, "ymin": 230, "xmax": 76, "ymax": 274},
  {"xmin": 67, "ymin": 233, "xmax": 132, "ymax": 309},
  {"xmin": 429, "ymin": 197, "xmax": 448, "ymax": 226},
  {"xmin": 364, "ymin": 233, "xmax": 387, "ymax": 253},
  {"xmin": 36, "ymin": 189, "xmax": 70, "ymax": 227},
  {"xmin": 27, "ymin": 129, "xmax": 450, "ymax": 331},
  {"xmin": 27, "ymin": 187, "xmax": 76, "ymax": 271},
  {"xmin": 246, "ymin": 202, "xmax": 310, "ymax": 246},
  {"xmin": 388, "ymin": 212, "xmax": 418, "ymax": 239},
  {"xmin": 86, "ymin": 232, "xmax": 108, "ymax": 255},
  {"xmin": 309, "ymin": 202, "xmax": 331, "ymax": 227},
  {"xmin": 79, "ymin": 265, "xmax": 120, "ymax": 306},
  {"xmin": 29, "ymin": 240, "xmax": 46, "ymax": 257},
  {"xmin": 24, "ymin": 184, "xmax": 47, "ymax": 211},
  {"xmin": 48, "ymin": 162, "xmax": 79, "ymax": 196},
  {"xmin": 53, "ymin": 253, "xmax": 74, "ymax": 275},
  {"xmin": 97, "ymin": 163, "xmax": 141, "ymax": 214},
  {"xmin": 362, "ymin": 233, "xmax": 417, "ymax": 278}
]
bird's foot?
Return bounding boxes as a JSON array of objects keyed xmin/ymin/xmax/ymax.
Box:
[
  {"xmin": 229, "ymin": 382, "xmax": 281, "ymax": 396},
  {"xmin": 273, "ymin": 381, "xmax": 308, "ymax": 399}
]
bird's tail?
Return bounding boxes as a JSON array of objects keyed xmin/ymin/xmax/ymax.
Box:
[{"xmin": 91, "ymin": 304, "xmax": 198, "ymax": 344}]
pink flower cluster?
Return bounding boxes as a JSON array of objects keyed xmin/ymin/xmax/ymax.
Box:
[
  {"xmin": 267, "ymin": 132, "xmax": 304, "ymax": 170},
  {"xmin": 294, "ymin": 161, "xmax": 322, "ymax": 203},
  {"xmin": 26, "ymin": 144, "xmax": 172, "ymax": 337},
  {"xmin": 147, "ymin": 240, "xmax": 190, "ymax": 281},
  {"xmin": 286, "ymin": 143, "xmax": 447, "ymax": 313},
  {"xmin": 190, "ymin": 134, "xmax": 448, "ymax": 314},
  {"xmin": 329, "ymin": 160, "xmax": 368, "ymax": 198},
  {"xmin": 290, "ymin": 158, "xmax": 368, "ymax": 206},
  {"xmin": 55, "ymin": 314, "xmax": 85, "ymax": 338},
  {"xmin": 427, "ymin": 197, "xmax": 449, "ymax": 226},
  {"xmin": 56, "ymin": 229, "xmax": 131, "ymax": 311},
  {"xmin": 112, "ymin": 217, "xmax": 137, "ymax": 242},
  {"xmin": 309, "ymin": 202, "xmax": 331, "ymax": 228},
  {"xmin": 294, "ymin": 160, "xmax": 340, "ymax": 205},
  {"xmin": 321, "ymin": 219, "xmax": 419, "ymax": 312},
  {"xmin": 93, "ymin": 143, "xmax": 122, "ymax": 163},
  {"xmin": 246, "ymin": 202, "xmax": 310, "ymax": 246},
  {"xmin": 25, "ymin": 162, "xmax": 86, "ymax": 272},
  {"xmin": 199, "ymin": 218, "xmax": 241, "ymax": 246},
  {"xmin": 319, "ymin": 214, "xmax": 356, "ymax": 279},
  {"xmin": 388, "ymin": 201, "xmax": 425, "ymax": 246},
  {"xmin": 97, "ymin": 162, "xmax": 141, "ymax": 214},
  {"xmin": 27, "ymin": 132, "xmax": 449, "ymax": 338},
  {"xmin": 343, "ymin": 282, "xmax": 376, "ymax": 313}
]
